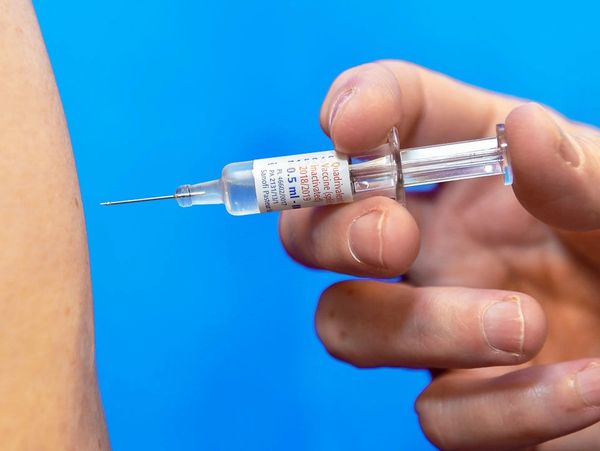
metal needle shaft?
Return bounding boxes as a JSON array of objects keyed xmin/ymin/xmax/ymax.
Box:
[{"xmin": 100, "ymin": 194, "xmax": 175, "ymax": 206}]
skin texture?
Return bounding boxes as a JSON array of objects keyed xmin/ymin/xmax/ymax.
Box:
[
  {"xmin": 279, "ymin": 61, "xmax": 600, "ymax": 450},
  {"xmin": 0, "ymin": 1, "xmax": 108, "ymax": 449}
]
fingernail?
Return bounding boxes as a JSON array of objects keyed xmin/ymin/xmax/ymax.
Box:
[
  {"xmin": 348, "ymin": 209, "xmax": 385, "ymax": 268},
  {"xmin": 576, "ymin": 362, "xmax": 600, "ymax": 407},
  {"xmin": 328, "ymin": 87, "xmax": 356, "ymax": 136},
  {"xmin": 557, "ymin": 130, "xmax": 582, "ymax": 168},
  {"xmin": 482, "ymin": 296, "xmax": 524, "ymax": 355}
]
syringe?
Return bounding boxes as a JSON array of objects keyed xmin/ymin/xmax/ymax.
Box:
[{"xmin": 101, "ymin": 124, "xmax": 512, "ymax": 216}]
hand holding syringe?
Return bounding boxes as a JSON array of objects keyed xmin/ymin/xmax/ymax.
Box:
[
  {"xmin": 101, "ymin": 125, "xmax": 512, "ymax": 213},
  {"xmin": 101, "ymin": 53, "xmax": 600, "ymax": 449}
]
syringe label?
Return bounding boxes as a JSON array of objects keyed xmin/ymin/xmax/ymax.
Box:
[{"xmin": 252, "ymin": 150, "xmax": 353, "ymax": 213}]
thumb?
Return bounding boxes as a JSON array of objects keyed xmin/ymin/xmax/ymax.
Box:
[{"xmin": 505, "ymin": 103, "xmax": 600, "ymax": 231}]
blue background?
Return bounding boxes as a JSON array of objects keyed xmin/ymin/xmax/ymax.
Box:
[{"xmin": 35, "ymin": 1, "xmax": 599, "ymax": 450}]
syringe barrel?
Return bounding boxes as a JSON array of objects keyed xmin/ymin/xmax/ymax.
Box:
[{"xmin": 178, "ymin": 125, "xmax": 512, "ymax": 215}]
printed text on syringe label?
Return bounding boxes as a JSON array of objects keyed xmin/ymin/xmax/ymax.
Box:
[{"xmin": 252, "ymin": 151, "xmax": 354, "ymax": 213}]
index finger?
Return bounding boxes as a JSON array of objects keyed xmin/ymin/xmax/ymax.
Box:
[
  {"xmin": 279, "ymin": 61, "xmax": 524, "ymax": 276},
  {"xmin": 320, "ymin": 60, "xmax": 521, "ymax": 154}
]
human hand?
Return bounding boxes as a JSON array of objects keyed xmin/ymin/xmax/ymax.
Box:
[{"xmin": 279, "ymin": 60, "xmax": 600, "ymax": 450}]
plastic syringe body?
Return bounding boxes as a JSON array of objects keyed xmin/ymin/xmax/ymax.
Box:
[{"xmin": 173, "ymin": 124, "xmax": 512, "ymax": 216}]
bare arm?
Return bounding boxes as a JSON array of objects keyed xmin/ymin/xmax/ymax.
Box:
[{"xmin": 0, "ymin": 1, "xmax": 108, "ymax": 448}]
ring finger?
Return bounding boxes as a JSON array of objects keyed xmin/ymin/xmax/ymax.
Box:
[{"xmin": 315, "ymin": 280, "xmax": 546, "ymax": 369}]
